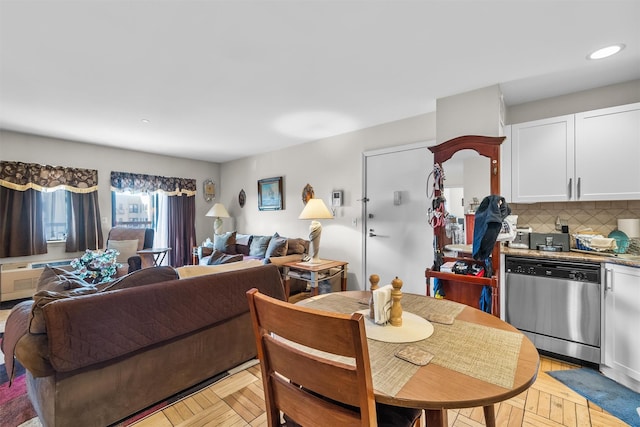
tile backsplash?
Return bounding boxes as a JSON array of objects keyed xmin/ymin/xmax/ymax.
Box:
[{"xmin": 510, "ymin": 200, "xmax": 640, "ymax": 237}]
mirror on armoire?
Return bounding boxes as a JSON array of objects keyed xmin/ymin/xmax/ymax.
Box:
[
  {"xmin": 426, "ymin": 135, "xmax": 505, "ymax": 317},
  {"xmin": 441, "ymin": 150, "xmax": 490, "ymax": 248}
]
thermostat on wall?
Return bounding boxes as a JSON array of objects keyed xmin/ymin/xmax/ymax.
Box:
[{"xmin": 332, "ymin": 190, "xmax": 343, "ymax": 207}]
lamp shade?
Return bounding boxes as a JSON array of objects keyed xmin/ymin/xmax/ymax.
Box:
[
  {"xmin": 298, "ymin": 198, "xmax": 333, "ymax": 220},
  {"xmin": 206, "ymin": 203, "xmax": 230, "ymax": 218}
]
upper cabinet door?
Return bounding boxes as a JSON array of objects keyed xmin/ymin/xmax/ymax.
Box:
[
  {"xmin": 511, "ymin": 115, "xmax": 575, "ymax": 202},
  {"xmin": 575, "ymin": 103, "xmax": 640, "ymax": 201}
]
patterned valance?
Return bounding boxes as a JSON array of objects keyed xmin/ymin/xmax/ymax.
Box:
[
  {"xmin": 0, "ymin": 161, "xmax": 98, "ymax": 193},
  {"xmin": 110, "ymin": 171, "xmax": 196, "ymax": 196}
]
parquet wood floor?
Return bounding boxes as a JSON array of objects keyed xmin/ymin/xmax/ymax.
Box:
[{"xmin": 131, "ymin": 356, "xmax": 629, "ymax": 427}]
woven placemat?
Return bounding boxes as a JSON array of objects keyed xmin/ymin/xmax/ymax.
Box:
[{"xmin": 300, "ymin": 293, "xmax": 523, "ymax": 394}]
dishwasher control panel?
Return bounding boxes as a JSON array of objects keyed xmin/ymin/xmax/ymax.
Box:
[{"xmin": 505, "ymin": 257, "xmax": 600, "ymax": 284}]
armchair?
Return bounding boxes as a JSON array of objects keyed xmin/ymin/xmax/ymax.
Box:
[{"xmin": 106, "ymin": 227, "xmax": 154, "ymax": 274}]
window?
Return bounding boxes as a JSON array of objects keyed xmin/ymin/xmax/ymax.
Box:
[
  {"xmin": 112, "ymin": 191, "xmax": 156, "ymax": 229},
  {"xmin": 42, "ymin": 189, "xmax": 68, "ymax": 241}
]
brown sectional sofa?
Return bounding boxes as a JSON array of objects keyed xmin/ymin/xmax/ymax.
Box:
[{"xmin": 4, "ymin": 264, "xmax": 285, "ymax": 427}]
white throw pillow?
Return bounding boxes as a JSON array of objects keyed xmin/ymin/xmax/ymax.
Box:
[{"xmin": 107, "ymin": 239, "xmax": 140, "ymax": 263}]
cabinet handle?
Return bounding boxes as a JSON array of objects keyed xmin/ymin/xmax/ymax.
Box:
[
  {"xmin": 605, "ymin": 268, "xmax": 613, "ymax": 292},
  {"xmin": 577, "ymin": 177, "xmax": 581, "ymax": 199},
  {"xmin": 568, "ymin": 178, "xmax": 572, "ymax": 199}
]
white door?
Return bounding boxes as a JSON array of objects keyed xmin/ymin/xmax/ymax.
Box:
[{"xmin": 364, "ymin": 143, "xmax": 433, "ymax": 295}]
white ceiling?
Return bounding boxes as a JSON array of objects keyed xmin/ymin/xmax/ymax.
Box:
[{"xmin": 1, "ymin": 0, "xmax": 639, "ymax": 163}]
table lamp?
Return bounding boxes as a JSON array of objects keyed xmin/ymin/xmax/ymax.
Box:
[
  {"xmin": 206, "ymin": 203, "xmax": 230, "ymax": 235},
  {"xmin": 298, "ymin": 198, "xmax": 333, "ymax": 263}
]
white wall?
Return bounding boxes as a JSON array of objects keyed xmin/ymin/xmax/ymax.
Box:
[
  {"xmin": 219, "ymin": 113, "xmax": 437, "ymax": 290},
  {"xmin": 506, "ymin": 79, "xmax": 640, "ymax": 124},
  {"xmin": 0, "ymin": 130, "xmax": 220, "ymax": 264}
]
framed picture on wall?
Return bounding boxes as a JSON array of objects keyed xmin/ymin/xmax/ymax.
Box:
[{"xmin": 258, "ymin": 176, "xmax": 283, "ymax": 211}]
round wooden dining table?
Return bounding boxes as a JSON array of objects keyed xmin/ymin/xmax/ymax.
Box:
[{"xmin": 298, "ymin": 290, "xmax": 540, "ymax": 427}]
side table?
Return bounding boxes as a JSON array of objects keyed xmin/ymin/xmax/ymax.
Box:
[
  {"xmin": 282, "ymin": 260, "xmax": 348, "ymax": 301},
  {"xmin": 137, "ymin": 247, "xmax": 171, "ymax": 268}
]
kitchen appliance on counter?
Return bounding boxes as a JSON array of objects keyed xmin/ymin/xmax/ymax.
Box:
[
  {"xmin": 505, "ymin": 256, "xmax": 601, "ymax": 364},
  {"xmin": 529, "ymin": 232, "xmax": 570, "ymax": 252},
  {"xmin": 509, "ymin": 226, "xmax": 532, "ymax": 249}
]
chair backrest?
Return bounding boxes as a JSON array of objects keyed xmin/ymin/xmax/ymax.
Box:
[
  {"xmin": 107, "ymin": 227, "xmax": 154, "ymax": 250},
  {"xmin": 246, "ymin": 288, "xmax": 377, "ymax": 427}
]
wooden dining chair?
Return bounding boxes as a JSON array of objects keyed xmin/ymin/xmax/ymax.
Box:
[{"xmin": 246, "ymin": 288, "xmax": 422, "ymax": 427}]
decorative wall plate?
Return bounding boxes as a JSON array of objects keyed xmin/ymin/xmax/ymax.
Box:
[
  {"xmin": 302, "ymin": 183, "xmax": 314, "ymax": 204},
  {"xmin": 238, "ymin": 189, "xmax": 246, "ymax": 208},
  {"xmin": 203, "ymin": 179, "xmax": 215, "ymax": 202}
]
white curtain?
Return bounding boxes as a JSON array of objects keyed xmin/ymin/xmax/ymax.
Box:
[{"xmin": 155, "ymin": 192, "xmax": 170, "ymax": 265}]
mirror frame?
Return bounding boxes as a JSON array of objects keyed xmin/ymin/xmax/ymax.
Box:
[
  {"xmin": 428, "ymin": 135, "xmax": 505, "ymax": 196},
  {"xmin": 428, "ymin": 135, "xmax": 506, "ymax": 254}
]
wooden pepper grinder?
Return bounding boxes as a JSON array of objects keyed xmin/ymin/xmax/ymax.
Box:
[
  {"xmin": 369, "ymin": 274, "xmax": 379, "ymax": 320},
  {"xmin": 389, "ymin": 276, "xmax": 403, "ymax": 327}
]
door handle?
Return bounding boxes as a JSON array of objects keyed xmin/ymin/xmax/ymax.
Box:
[
  {"xmin": 568, "ymin": 178, "xmax": 572, "ymax": 199},
  {"xmin": 369, "ymin": 229, "xmax": 377, "ymax": 237}
]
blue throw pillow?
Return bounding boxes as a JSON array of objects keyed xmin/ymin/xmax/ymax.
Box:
[
  {"xmin": 249, "ymin": 235, "xmax": 272, "ymax": 258},
  {"xmin": 265, "ymin": 235, "xmax": 288, "ymax": 259},
  {"xmin": 213, "ymin": 231, "xmax": 237, "ymax": 254}
]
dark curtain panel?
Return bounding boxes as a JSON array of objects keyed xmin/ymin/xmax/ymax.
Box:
[
  {"xmin": 167, "ymin": 194, "xmax": 196, "ymax": 267},
  {"xmin": 65, "ymin": 191, "xmax": 104, "ymax": 252},
  {"xmin": 0, "ymin": 186, "xmax": 47, "ymax": 257}
]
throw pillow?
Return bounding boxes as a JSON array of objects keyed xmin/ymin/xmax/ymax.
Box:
[
  {"xmin": 286, "ymin": 238, "xmax": 308, "ymax": 255},
  {"xmin": 265, "ymin": 234, "xmax": 288, "ymax": 258},
  {"xmin": 249, "ymin": 235, "xmax": 272, "ymax": 258},
  {"xmin": 99, "ymin": 266, "xmax": 179, "ymax": 292},
  {"xmin": 213, "ymin": 231, "xmax": 237, "ymax": 254},
  {"xmin": 30, "ymin": 266, "xmax": 97, "ymax": 334},
  {"xmin": 37, "ymin": 265, "xmax": 89, "ymax": 292},
  {"xmin": 207, "ymin": 249, "xmax": 243, "ymax": 265},
  {"xmin": 107, "ymin": 239, "xmax": 140, "ymax": 263},
  {"xmin": 235, "ymin": 233, "xmax": 253, "ymax": 256}
]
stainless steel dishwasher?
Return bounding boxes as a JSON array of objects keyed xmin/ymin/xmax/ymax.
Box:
[{"xmin": 505, "ymin": 256, "xmax": 601, "ymax": 364}]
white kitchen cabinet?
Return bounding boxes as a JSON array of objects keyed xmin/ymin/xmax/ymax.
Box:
[
  {"xmin": 501, "ymin": 125, "xmax": 512, "ymax": 202},
  {"xmin": 575, "ymin": 103, "xmax": 640, "ymax": 201},
  {"xmin": 511, "ymin": 102, "xmax": 640, "ymax": 203},
  {"xmin": 511, "ymin": 115, "xmax": 575, "ymax": 202},
  {"xmin": 601, "ymin": 263, "xmax": 640, "ymax": 393}
]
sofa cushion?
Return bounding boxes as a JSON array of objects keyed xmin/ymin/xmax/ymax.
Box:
[
  {"xmin": 107, "ymin": 239, "xmax": 139, "ymax": 263},
  {"xmin": 235, "ymin": 233, "xmax": 253, "ymax": 256},
  {"xmin": 207, "ymin": 249, "xmax": 244, "ymax": 265},
  {"xmin": 100, "ymin": 266, "xmax": 179, "ymax": 292},
  {"xmin": 265, "ymin": 234, "xmax": 288, "ymax": 258},
  {"xmin": 249, "ymin": 235, "xmax": 272, "ymax": 257},
  {"xmin": 214, "ymin": 231, "xmax": 237, "ymax": 254}
]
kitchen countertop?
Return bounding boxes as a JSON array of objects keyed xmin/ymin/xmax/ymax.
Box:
[
  {"xmin": 502, "ymin": 246, "xmax": 640, "ymax": 268},
  {"xmin": 444, "ymin": 243, "xmax": 640, "ymax": 268}
]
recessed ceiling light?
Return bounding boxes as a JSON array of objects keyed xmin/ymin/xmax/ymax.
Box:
[
  {"xmin": 587, "ymin": 44, "xmax": 625, "ymax": 60},
  {"xmin": 141, "ymin": 119, "xmax": 151, "ymax": 124}
]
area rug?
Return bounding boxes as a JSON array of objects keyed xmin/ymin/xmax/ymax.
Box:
[
  {"xmin": 0, "ymin": 333, "xmax": 231, "ymax": 427},
  {"xmin": 548, "ymin": 367, "xmax": 640, "ymax": 427}
]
